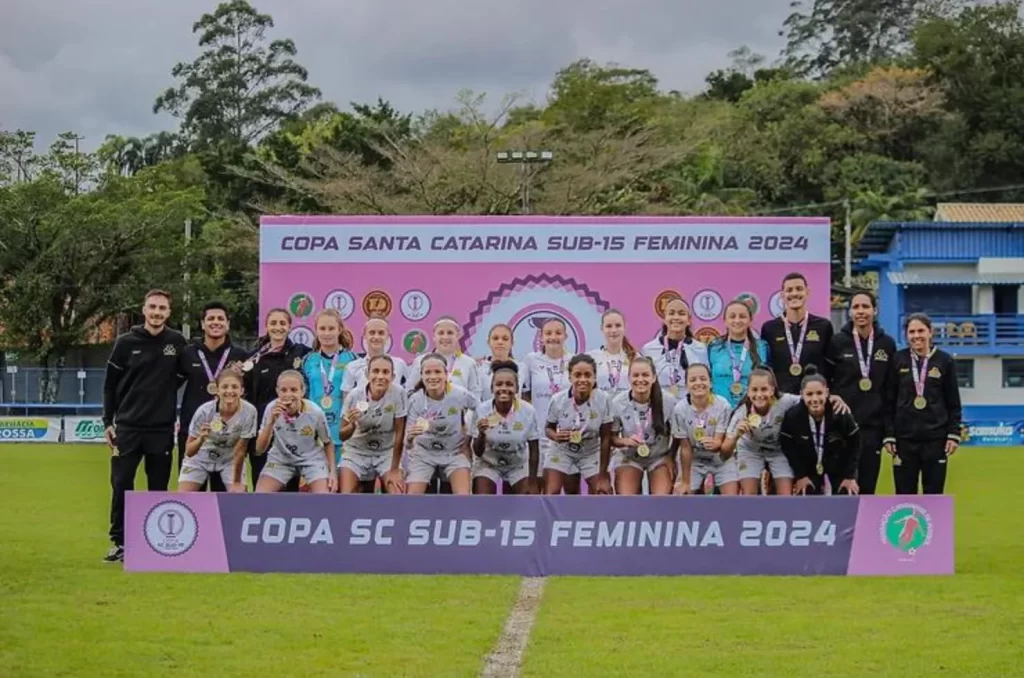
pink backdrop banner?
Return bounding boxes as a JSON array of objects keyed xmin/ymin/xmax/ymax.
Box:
[{"xmin": 259, "ymin": 216, "xmax": 832, "ymax": 360}]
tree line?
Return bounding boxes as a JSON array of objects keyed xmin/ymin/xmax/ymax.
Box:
[{"xmin": 3, "ymin": 0, "xmax": 1023, "ymax": 386}]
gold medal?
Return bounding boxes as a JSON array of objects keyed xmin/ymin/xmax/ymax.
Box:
[
  {"xmin": 789, "ymin": 363, "xmax": 803, "ymax": 377},
  {"xmin": 356, "ymin": 401, "xmax": 369, "ymax": 413},
  {"xmin": 637, "ymin": 444, "xmax": 650, "ymax": 458},
  {"xmin": 487, "ymin": 413, "xmax": 501, "ymax": 427},
  {"xmin": 730, "ymin": 382, "xmax": 742, "ymax": 396},
  {"xmin": 747, "ymin": 414, "xmax": 762, "ymax": 428},
  {"xmin": 569, "ymin": 430, "xmax": 583, "ymax": 444},
  {"xmin": 415, "ymin": 417, "xmax": 430, "ymax": 431},
  {"xmin": 694, "ymin": 427, "xmax": 706, "ymax": 441},
  {"xmin": 209, "ymin": 419, "xmax": 224, "ymax": 433},
  {"xmin": 816, "ymin": 462, "xmax": 824, "ymax": 475},
  {"xmin": 913, "ymin": 396, "xmax": 927, "ymax": 410},
  {"xmin": 206, "ymin": 382, "xmax": 218, "ymax": 395},
  {"xmin": 859, "ymin": 378, "xmax": 872, "ymax": 392},
  {"xmin": 320, "ymin": 395, "xmax": 333, "ymax": 409}
]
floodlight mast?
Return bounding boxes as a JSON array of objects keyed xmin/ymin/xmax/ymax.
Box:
[{"xmin": 496, "ymin": 150, "xmax": 554, "ymax": 214}]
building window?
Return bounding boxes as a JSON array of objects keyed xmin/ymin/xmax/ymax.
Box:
[
  {"xmin": 955, "ymin": 360, "xmax": 975, "ymax": 389},
  {"xmin": 1003, "ymin": 359, "xmax": 1024, "ymax": 388}
]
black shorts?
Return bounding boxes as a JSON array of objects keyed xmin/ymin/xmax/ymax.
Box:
[{"xmin": 114, "ymin": 427, "xmax": 174, "ymax": 458}]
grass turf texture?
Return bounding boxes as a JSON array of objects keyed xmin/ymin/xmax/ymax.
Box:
[{"xmin": 0, "ymin": 444, "xmax": 1021, "ymax": 677}]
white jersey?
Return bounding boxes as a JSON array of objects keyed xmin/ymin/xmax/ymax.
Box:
[
  {"xmin": 469, "ymin": 398, "xmax": 540, "ymax": 468},
  {"xmin": 406, "ymin": 384, "xmax": 479, "ymax": 455},
  {"xmin": 259, "ymin": 399, "xmax": 331, "ymax": 461},
  {"xmin": 340, "ymin": 354, "xmax": 409, "ymax": 394},
  {"xmin": 474, "ymin": 357, "xmax": 527, "ymax": 400},
  {"xmin": 410, "ymin": 352, "xmax": 479, "ymax": 395},
  {"xmin": 522, "ymin": 352, "xmax": 571, "ymax": 428},
  {"xmin": 727, "ymin": 393, "xmax": 802, "ymax": 453},
  {"xmin": 611, "ymin": 391, "xmax": 678, "ymax": 459},
  {"xmin": 187, "ymin": 400, "xmax": 258, "ymax": 467},
  {"xmin": 546, "ymin": 389, "xmax": 614, "ymax": 459},
  {"xmin": 341, "ymin": 383, "xmax": 408, "ymax": 457},
  {"xmin": 588, "ymin": 348, "xmax": 631, "ymax": 396},
  {"xmin": 670, "ymin": 394, "xmax": 732, "ymax": 454},
  {"xmin": 641, "ymin": 336, "xmax": 710, "ymax": 398}
]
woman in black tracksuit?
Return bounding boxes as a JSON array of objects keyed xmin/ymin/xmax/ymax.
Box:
[
  {"xmin": 883, "ymin": 313, "xmax": 962, "ymax": 495},
  {"xmin": 781, "ymin": 366, "xmax": 861, "ymax": 495},
  {"xmin": 242, "ymin": 308, "xmax": 311, "ymax": 488},
  {"xmin": 825, "ymin": 292, "xmax": 897, "ymax": 494}
]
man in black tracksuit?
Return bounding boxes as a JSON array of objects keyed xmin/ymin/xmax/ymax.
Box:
[
  {"xmin": 760, "ymin": 272, "xmax": 834, "ymax": 394},
  {"xmin": 176, "ymin": 301, "xmax": 249, "ymax": 491},
  {"xmin": 102, "ymin": 290, "xmax": 187, "ymax": 563},
  {"xmin": 825, "ymin": 292, "xmax": 897, "ymax": 494},
  {"xmin": 884, "ymin": 314, "xmax": 962, "ymax": 494}
]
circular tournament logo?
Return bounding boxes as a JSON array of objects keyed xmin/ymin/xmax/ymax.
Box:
[
  {"xmin": 288, "ymin": 293, "xmax": 314, "ymax": 319},
  {"xmin": 654, "ymin": 289, "xmax": 682, "ymax": 319},
  {"xmin": 879, "ymin": 503, "xmax": 933, "ymax": 556},
  {"xmin": 694, "ymin": 326, "xmax": 721, "ymax": 345},
  {"xmin": 361, "ymin": 334, "xmax": 394, "ymax": 354},
  {"xmin": 769, "ymin": 291, "xmax": 785, "ymax": 318},
  {"xmin": 362, "ymin": 290, "xmax": 393, "ymax": 318},
  {"xmin": 403, "ymin": 330, "xmax": 428, "ymax": 355},
  {"xmin": 289, "ymin": 327, "xmax": 315, "ymax": 347},
  {"xmin": 400, "ymin": 290, "xmax": 431, "ymax": 321},
  {"xmin": 736, "ymin": 292, "xmax": 760, "ymax": 316},
  {"xmin": 324, "ymin": 290, "xmax": 355, "ymax": 320},
  {"xmin": 692, "ymin": 289, "xmax": 724, "ymax": 322},
  {"xmin": 463, "ymin": 274, "xmax": 609, "ymax": 356},
  {"xmin": 144, "ymin": 500, "xmax": 199, "ymax": 557}
]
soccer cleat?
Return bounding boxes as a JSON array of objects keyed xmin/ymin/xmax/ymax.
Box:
[{"xmin": 103, "ymin": 545, "xmax": 124, "ymax": 563}]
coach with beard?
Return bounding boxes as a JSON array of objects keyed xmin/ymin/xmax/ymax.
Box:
[{"xmin": 102, "ymin": 289, "xmax": 187, "ymax": 563}]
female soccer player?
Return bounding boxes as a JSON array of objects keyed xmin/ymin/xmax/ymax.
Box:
[
  {"xmin": 342, "ymin": 316, "xmax": 409, "ymax": 395},
  {"xmin": 589, "ymin": 309, "xmax": 636, "ymax": 396},
  {"xmin": 825, "ymin": 292, "xmax": 897, "ymax": 495},
  {"xmin": 884, "ymin": 313, "xmax": 962, "ymax": 495},
  {"xmin": 544, "ymin": 354, "xmax": 614, "ymax": 495},
  {"xmin": 254, "ymin": 370, "xmax": 337, "ymax": 493},
  {"xmin": 471, "ymin": 360, "xmax": 540, "ymax": 494},
  {"xmin": 475, "ymin": 323, "xmax": 525, "ymax": 401},
  {"xmin": 671, "ymin": 363, "xmax": 738, "ymax": 496},
  {"xmin": 179, "ymin": 369, "xmax": 257, "ymax": 493},
  {"xmin": 242, "ymin": 308, "xmax": 311, "ymax": 487},
  {"xmin": 302, "ymin": 309, "xmax": 359, "ymax": 466},
  {"xmin": 709, "ymin": 299, "xmax": 768, "ymax": 408},
  {"xmin": 780, "ymin": 366, "xmax": 861, "ymax": 495},
  {"xmin": 339, "ymin": 355, "xmax": 408, "ymax": 494},
  {"xmin": 410, "ymin": 317, "xmax": 480, "ymax": 394},
  {"xmin": 405, "ymin": 353, "xmax": 480, "ymax": 495},
  {"xmin": 642, "ymin": 297, "xmax": 709, "ymax": 397},
  {"xmin": 522, "ymin": 318, "xmax": 575, "ymax": 488},
  {"xmin": 611, "ymin": 356, "xmax": 677, "ymax": 495}
]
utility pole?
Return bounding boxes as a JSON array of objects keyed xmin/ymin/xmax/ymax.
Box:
[
  {"xmin": 182, "ymin": 219, "xmax": 192, "ymax": 340},
  {"xmin": 843, "ymin": 199, "xmax": 852, "ymax": 287},
  {"xmin": 496, "ymin": 150, "xmax": 554, "ymax": 214}
]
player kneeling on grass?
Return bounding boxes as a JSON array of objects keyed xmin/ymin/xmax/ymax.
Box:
[
  {"xmin": 471, "ymin": 360, "xmax": 540, "ymax": 495},
  {"xmin": 180, "ymin": 370, "xmax": 256, "ymax": 492},
  {"xmin": 339, "ymin": 355, "xmax": 408, "ymax": 494},
  {"xmin": 254, "ymin": 370, "xmax": 337, "ymax": 493}
]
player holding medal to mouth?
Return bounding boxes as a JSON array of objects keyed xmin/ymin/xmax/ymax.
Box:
[
  {"xmin": 544, "ymin": 354, "xmax": 614, "ymax": 495},
  {"xmin": 780, "ymin": 366, "xmax": 861, "ymax": 496},
  {"xmin": 523, "ymin": 318, "xmax": 577, "ymax": 493},
  {"xmin": 301, "ymin": 309, "xmax": 359, "ymax": 469},
  {"xmin": 341, "ymin": 316, "xmax": 409, "ymax": 397},
  {"xmin": 404, "ymin": 353, "xmax": 481, "ymax": 495},
  {"xmin": 760, "ymin": 273, "xmax": 834, "ymax": 395},
  {"xmin": 709, "ymin": 300, "xmax": 768, "ymax": 409},
  {"xmin": 474, "ymin": 324, "xmax": 526, "ymax": 402},
  {"xmin": 825, "ymin": 292, "xmax": 897, "ymax": 495},
  {"xmin": 589, "ymin": 309, "xmax": 637, "ymax": 396},
  {"xmin": 611, "ymin": 356, "xmax": 678, "ymax": 495},
  {"xmin": 672, "ymin": 363, "xmax": 738, "ymax": 496},
  {"xmin": 642, "ymin": 297, "xmax": 709, "ymax": 397},
  {"xmin": 254, "ymin": 370, "xmax": 337, "ymax": 493},
  {"xmin": 471, "ymin": 360, "xmax": 540, "ymax": 494},
  {"xmin": 884, "ymin": 313, "xmax": 962, "ymax": 495},
  {"xmin": 180, "ymin": 370, "xmax": 257, "ymax": 493},
  {"xmin": 339, "ymin": 355, "xmax": 408, "ymax": 494}
]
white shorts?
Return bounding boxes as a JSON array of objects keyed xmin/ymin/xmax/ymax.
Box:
[
  {"xmin": 613, "ymin": 450, "xmax": 672, "ymax": 474},
  {"xmin": 544, "ymin": 450, "xmax": 600, "ymax": 479},
  {"xmin": 689, "ymin": 455, "xmax": 740, "ymax": 490},
  {"xmin": 259, "ymin": 454, "xmax": 330, "ymax": 485},
  {"xmin": 178, "ymin": 457, "xmax": 242, "ymax": 488},
  {"xmin": 472, "ymin": 455, "xmax": 529, "ymax": 486},
  {"xmin": 340, "ymin": 450, "xmax": 392, "ymax": 482},
  {"xmin": 736, "ymin": 448, "xmax": 793, "ymax": 481},
  {"xmin": 406, "ymin": 451, "xmax": 471, "ymax": 484}
]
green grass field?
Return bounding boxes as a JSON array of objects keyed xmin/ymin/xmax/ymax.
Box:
[{"xmin": 1, "ymin": 444, "xmax": 1022, "ymax": 677}]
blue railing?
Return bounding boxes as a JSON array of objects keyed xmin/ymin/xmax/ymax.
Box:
[{"xmin": 898, "ymin": 314, "xmax": 1024, "ymax": 355}]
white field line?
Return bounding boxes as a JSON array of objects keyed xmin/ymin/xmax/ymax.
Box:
[{"xmin": 479, "ymin": 577, "xmax": 547, "ymax": 678}]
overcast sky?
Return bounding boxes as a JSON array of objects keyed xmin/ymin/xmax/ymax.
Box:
[{"xmin": 1, "ymin": 0, "xmax": 792, "ymax": 151}]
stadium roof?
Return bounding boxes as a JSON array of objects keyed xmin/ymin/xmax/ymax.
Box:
[
  {"xmin": 854, "ymin": 221, "xmax": 1024, "ymax": 259},
  {"xmin": 934, "ymin": 203, "xmax": 1024, "ymax": 222},
  {"xmin": 887, "ymin": 271, "xmax": 1024, "ymax": 286}
]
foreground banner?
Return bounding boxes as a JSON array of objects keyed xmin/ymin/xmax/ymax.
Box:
[
  {"xmin": 125, "ymin": 493, "xmax": 953, "ymax": 577},
  {"xmin": 0, "ymin": 416, "xmax": 61, "ymax": 442}
]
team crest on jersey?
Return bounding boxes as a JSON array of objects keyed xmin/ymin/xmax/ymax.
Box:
[
  {"xmin": 874, "ymin": 350, "xmax": 889, "ymax": 361},
  {"xmin": 163, "ymin": 345, "xmax": 177, "ymax": 356},
  {"xmin": 300, "ymin": 425, "xmax": 314, "ymax": 437},
  {"xmin": 709, "ymin": 417, "xmax": 718, "ymax": 425},
  {"xmin": 899, "ymin": 367, "xmax": 910, "ymax": 374},
  {"xmin": 807, "ymin": 330, "xmax": 820, "ymax": 342},
  {"xmin": 589, "ymin": 411, "xmax": 598, "ymax": 419},
  {"xmin": 447, "ymin": 407, "xmax": 459, "ymax": 416},
  {"xmin": 775, "ymin": 416, "xmax": 783, "ymax": 423},
  {"xmin": 928, "ymin": 367, "xmax": 941, "ymax": 378},
  {"xmin": 513, "ymin": 422, "xmax": 524, "ymax": 431},
  {"xmin": 452, "ymin": 369, "xmax": 462, "ymax": 377},
  {"xmin": 384, "ymin": 405, "xmax": 394, "ymax": 413}
]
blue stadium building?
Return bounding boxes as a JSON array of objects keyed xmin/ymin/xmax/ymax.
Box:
[{"xmin": 854, "ymin": 204, "xmax": 1024, "ymax": 446}]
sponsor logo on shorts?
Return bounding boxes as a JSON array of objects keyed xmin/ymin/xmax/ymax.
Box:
[
  {"xmin": 880, "ymin": 503, "xmax": 933, "ymax": 556},
  {"xmin": 144, "ymin": 500, "xmax": 199, "ymax": 557}
]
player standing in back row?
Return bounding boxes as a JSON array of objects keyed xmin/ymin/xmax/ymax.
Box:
[{"xmin": 760, "ymin": 272, "xmax": 834, "ymax": 394}]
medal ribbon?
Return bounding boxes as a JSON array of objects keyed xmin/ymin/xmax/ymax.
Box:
[
  {"xmin": 546, "ymin": 358, "xmax": 566, "ymax": 395},
  {"xmin": 319, "ymin": 353, "xmax": 338, "ymax": 396},
  {"xmin": 571, "ymin": 396, "xmax": 589, "ymax": 431},
  {"xmin": 911, "ymin": 352, "xmax": 930, "ymax": 400},
  {"xmin": 784, "ymin": 316, "xmax": 808, "ymax": 366},
  {"xmin": 199, "ymin": 348, "xmax": 231, "ymax": 384},
  {"xmin": 634, "ymin": 405, "xmax": 649, "ymax": 442},
  {"xmin": 663, "ymin": 336, "xmax": 682, "ymax": 385},
  {"xmin": 607, "ymin": 354, "xmax": 622, "ymax": 389},
  {"xmin": 728, "ymin": 341, "xmax": 749, "ymax": 383},
  {"xmin": 854, "ymin": 330, "xmax": 875, "ymax": 380},
  {"xmin": 809, "ymin": 416, "xmax": 825, "ymax": 470}
]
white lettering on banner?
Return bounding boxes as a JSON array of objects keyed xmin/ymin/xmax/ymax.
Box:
[
  {"xmin": 240, "ymin": 517, "xmax": 334, "ymax": 544},
  {"xmin": 550, "ymin": 520, "xmax": 725, "ymax": 548},
  {"xmin": 349, "ymin": 518, "xmax": 394, "ymax": 545},
  {"xmin": 261, "ymin": 223, "xmax": 830, "ymax": 264},
  {"xmin": 0, "ymin": 417, "xmax": 61, "ymax": 443}
]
